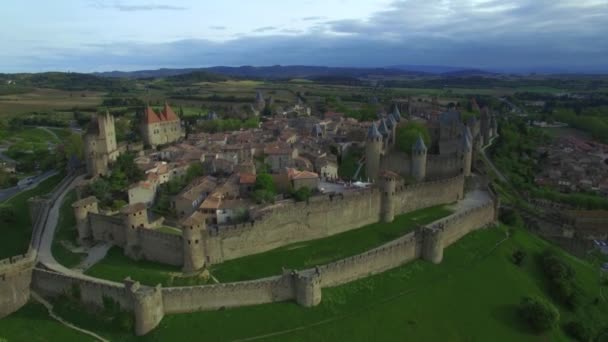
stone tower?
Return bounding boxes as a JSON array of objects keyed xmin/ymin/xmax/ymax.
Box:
[
  {"xmin": 380, "ymin": 171, "xmax": 398, "ymax": 223},
  {"xmin": 462, "ymin": 127, "xmax": 473, "ymax": 177},
  {"xmin": 422, "ymin": 226, "xmax": 444, "ymax": 264},
  {"xmin": 72, "ymin": 196, "xmax": 99, "ymax": 245},
  {"xmin": 84, "ymin": 111, "xmax": 119, "ymax": 177},
  {"xmin": 293, "ymin": 271, "xmax": 321, "ymax": 307},
  {"xmin": 255, "ymin": 90, "xmax": 266, "ymax": 111},
  {"xmin": 411, "ymin": 134, "xmax": 427, "ymax": 182},
  {"xmin": 365, "ymin": 122, "xmax": 383, "ymax": 182},
  {"xmin": 122, "ymin": 203, "xmax": 148, "ymax": 259},
  {"xmin": 181, "ymin": 211, "xmax": 206, "ymax": 273},
  {"xmin": 386, "ymin": 115, "xmax": 397, "ymax": 148},
  {"xmin": 125, "ymin": 278, "xmax": 164, "ymax": 336}
]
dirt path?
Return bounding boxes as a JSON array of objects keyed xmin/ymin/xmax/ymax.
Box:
[{"xmin": 31, "ymin": 291, "xmax": 109, "ymax": 342}]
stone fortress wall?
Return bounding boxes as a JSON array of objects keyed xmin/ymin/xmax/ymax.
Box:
[
  {"xmin": 0, "ymin": 171, "xmax": 77, "ymax": 319},
  {"xmin": 158, "ymin": 190, "xmax": 498, "ymax": 315},
  {"xmin": 380, "ymin": 151, "xmax": 463, "ymax": 181},
  {"xmin": 0, "ymin": 252, "xmax": 36, "ymax": 318},
  {"xmin": 74, "ymin": 174, "xmax": 464, "ymax": 268}
]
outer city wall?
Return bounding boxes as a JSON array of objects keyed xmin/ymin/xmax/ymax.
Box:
[
  {"xmin": 158, "ymin": 195, "xmax": 497, "ymax": 315},
  {"xmin": 32, "ymin": 268, "xmax": 164, "ymax": 336},
  {"xmin": 0, "ymin": 252, "xmax": 36, "ymax": 318}
]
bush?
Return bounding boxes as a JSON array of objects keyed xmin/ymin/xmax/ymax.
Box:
[
  {"xmin": 563, "ymin": 321, "xmax": 591, "ymax": 342},
  {"xmin": 0, "ymin": 205, "xmax": 16, "ymax": 223},
  {"xmin": 512, "ymin": 250, "xmax": 526, "ymax": 266},
  {"xmin": 292, "ymin": 187, "xmax": 312, "ymax": 202},
  {"xmin": 518, "ymin": 296, "xmax": 559, "ymax": 333}
]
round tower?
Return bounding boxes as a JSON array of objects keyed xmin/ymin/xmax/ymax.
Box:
[
  {"xmin": 480, "ymin": 107, "xmax": 490, "ymax": 146},
  {"xmin": 121, "ymin": 203, "xmax": 147, "ymax": 258},
  {"xmin": 181, "ymin": 212, "xmax": 206, "ymax": 273},
  {"xmin": 422, "ymin": 227, "xmax": 444, "ymax": 264},
  {"xmin": 71, "ymin": 196, "xmax": 99, "ymax": 245},
  {"xmin": 365, "ymin": 122, "xmax": 383, "ymax": 182},
  {"xmin": 411, "ymin": 134, "xmax": 427, "ymax": 182},
  {"xmin": 462, "ymin": 127, "xmax": 473, "ymax": 177},
  {"xmin": 380, "ymin": 171, "xmax": 398, "ymax": 223}
]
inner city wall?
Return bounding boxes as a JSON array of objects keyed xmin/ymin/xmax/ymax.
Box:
[{"xmin": 205, "ymin": 175, "xmax": 464, "ymax": 263}]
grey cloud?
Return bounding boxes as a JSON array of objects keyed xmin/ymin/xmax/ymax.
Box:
[
  {"xmin": 253, "ymin": 26, "xmax": 277, "ymax": 33},
  {"xmin": 90, "ymin": 1, "xmax": 187, "ymax": 11},
  {"xmin": 302, "ymin": 16, "xmax": 325, "ymax": 21},
  {"xmin": 6, "ymin": 0, "xmax": 608, "ymax": 72},
  {"xmin": 209, "ymin": 26, "xmax": 227, "ymax": 30}
]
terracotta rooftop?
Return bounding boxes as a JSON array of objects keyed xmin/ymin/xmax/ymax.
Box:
[
  {"xmin": 239, "ymin": 173, "xmax": 257, "ymax": 184},
  {"xmin": 181, "ymin": 211, "xmax": 206, "ymax": 227}
]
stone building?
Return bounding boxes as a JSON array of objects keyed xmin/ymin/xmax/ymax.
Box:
[
  {"xmin": 141, "ymin": 103, "xmax": 182, "ymax": 148},
  {"xmin": 84, "ymin": 111, "xmax": 119, "ymax": 177}
]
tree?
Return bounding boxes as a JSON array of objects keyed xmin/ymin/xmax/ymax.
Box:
[
  {"xmin": 254, "ymin": 173, "xmax": 275, "ymax": 193},
  {"xmin": 63, "ymin": 132, "xmax": 84, "ymax": 160},
  {"xmin": 518, "ymin": 296, "xmax": 559, "ymax": 333},
  {"xmin": 563, "ymin": 321, "xmax": 591, "ymax": 342},
  {"xmin": 292, "ymin": 187, "xmax": 312, "ymax": 202},
  {"xmin": 396, "ymin": 122, "xmax": 430, "ymax": 154},
  {"xmin": 185, "ymin": 163, "xmax": 204, "ymax": 183},
  {"xmin": 0, "ymin": 205, "xmax": 16, "ymax": 223}
]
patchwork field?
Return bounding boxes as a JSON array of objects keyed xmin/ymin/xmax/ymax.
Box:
[{"xmin": 0, "ymin": 88, "xmax": 104, "ymax": 116}]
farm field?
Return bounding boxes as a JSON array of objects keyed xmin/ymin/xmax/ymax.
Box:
[
  {"xmin": 0, "ymin": 88, "xmax": 104, "ymax": 116},
  {"xmin": 43, "ymin": 225, "xmax": 608, "ymax": 341}
]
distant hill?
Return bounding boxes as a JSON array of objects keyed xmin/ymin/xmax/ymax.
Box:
[
  {"xmin": 94, "ymin": 65, "xmax": 431, "ymax": 80},
  {"xmin": 1, "ymin": 72, "xmax": 131, "ymax": 91}
]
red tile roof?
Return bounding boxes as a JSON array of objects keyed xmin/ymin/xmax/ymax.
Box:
[
  {"xmin": 144, "ymin": 105, "xmax": 162, "ymax": 124},
  {"xmin": 239, "ymin": 173, "xmax": 257, "ymax": 184},
  {"xmin": 162, "ymin": 102, "xmax": 179, "ymax": 121}
]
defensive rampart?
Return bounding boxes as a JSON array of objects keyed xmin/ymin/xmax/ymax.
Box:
[{"xmin": 0, "ymin": 252, "xmax": 36, "ymax": 318}]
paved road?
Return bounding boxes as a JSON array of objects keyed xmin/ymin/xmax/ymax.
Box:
[
  {"xmin": 36, "ymin": 174, "xmax": 122, "ymax": 286},
  {"xmin": 0, "ymin": 169, "xmax": 59, "ymax": 202}
]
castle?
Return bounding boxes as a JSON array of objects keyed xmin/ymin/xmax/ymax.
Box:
[
  {"xmin": 365, "ymin": 106, "xmax": 478, "ymax": 183},
  {"xmin": 1, "ymin": 100, "xmax": 501, "ymax": 337},
  {"xmin": 141, "ymin": 103, "xmax": 183, "ymax": 148},
  {"xmin": 84, "ymin": 111, "xmax": 120, "ymax": 177}
]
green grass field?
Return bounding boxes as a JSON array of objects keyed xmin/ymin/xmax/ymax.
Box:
[
  {"xmin": 85, "ymin": 247, "xmax": 210, "ymax": 287},
  {"xmin": 45, "ymin": 225, "xmax": 608, "ymax": 341},
  {"xmin": 211, "ymin": 205, "xmax": 452, "ymax": 282},
  {"xmin": 0, "ymin": 302, "xmax": 93, "ymax": 342},
  {"xmin": 51, "ymin": 189, "xmax": 86, "ymax": 268},
  {"xmin": 0, "ymin": 173, "xmax": 64, "ymax": 259}
]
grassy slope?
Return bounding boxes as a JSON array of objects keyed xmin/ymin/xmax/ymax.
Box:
[
  {"xmin": 84, "ymin": 247, "xmax": 209, "ymax": 287},
  {"xmin": 211, "ymin": 205, "xmax": 452, "ymax": 282},
  {"xmin": 0, "ymin": 173, "xmax": 63, "ymax": 259},
  {"xmin": 0, "ymin": 302, "xmax": 93, "ymax": 342},
  {"xmin": 48, "ymin": 225, "xmax": 607, "ymax": 341},
  {"xmin": 51, "ymin": 189, "xmax": 86, "ymax": 268}
]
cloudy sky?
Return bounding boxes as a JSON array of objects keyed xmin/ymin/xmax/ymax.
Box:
[{"xmin": 1, "ymin": 0, "xmax": 607, "ymax": 72}]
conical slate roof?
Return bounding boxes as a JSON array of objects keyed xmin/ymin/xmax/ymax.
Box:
[
  {"xmin": 312, "ymin": 124, "xmax": 322, "ymax": 136},
  {"xmin": 378, "ymin": 119, "xmax": 390, "ymax": 136},
  {"xmin": 412, "ymin": 134, "xmax": 427, "ymax": 152},
  {"xmin": 256, "ymin": 91, "xmax": 264, "ymax": 102},
  {"xmin": 392, "ymin": 104, "xmax": 401, "ymax": 122},
  {"xmin": 367, "ymin": 122, "xmax": 382, "ymax": 139},
  {"xmin": 464, "ymin": 125, "xmax": 473, "ymax": 141},
  {"xmin": 386, "ymin": 115, "xmax": 396, "ymax": 129},
  {"xmin": 462, "ymin": 130, "xmax": 472, "ymax": 151}
]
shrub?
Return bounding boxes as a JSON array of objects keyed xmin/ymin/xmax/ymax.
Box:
[
  {"xmin": 563, "ymin": 321, "xmax": 592, "ymax": 342},
  {"xmin": 512, "ymin": 250, "xmax": 526, "ymax": 266},
  {"xmin": 518, "ymin": 296, "xmax": 559, "ymax": 333},
  {"xmin": 292, "ymin": 187, "xmax": 312, "ymax": 202}
]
